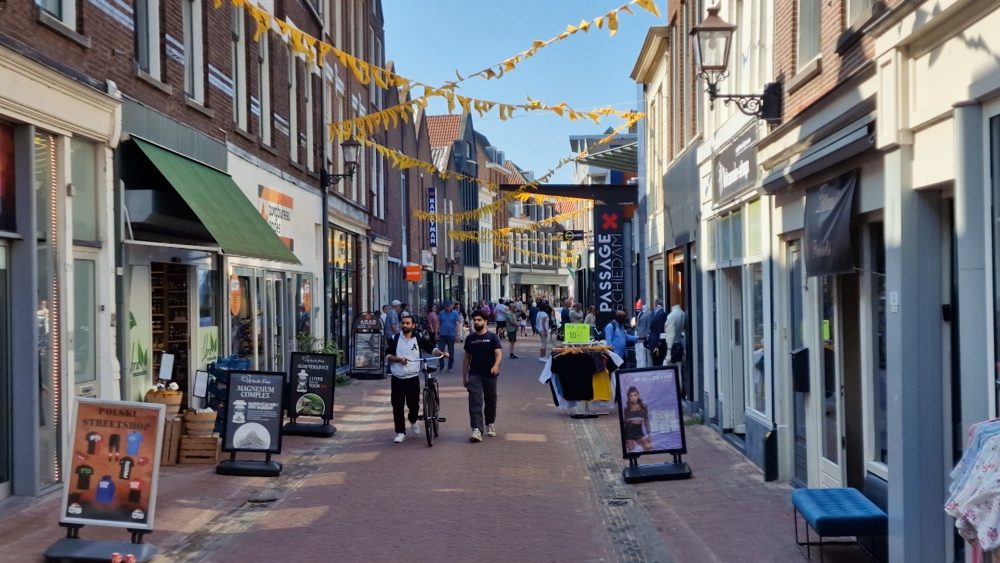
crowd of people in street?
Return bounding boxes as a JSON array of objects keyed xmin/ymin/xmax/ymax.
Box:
[{"xmin": 376, "ymin": 296, "xmax": 687, "ymax": 446}]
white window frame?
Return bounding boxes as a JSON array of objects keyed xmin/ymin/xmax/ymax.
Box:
[
  {"xmin": 305, "ymin": 72, "xmax": 314, "ymax": 171},
  {"xmin": 259, "ymin": 32, "xmax": 272, "ymax": 145},
  {"xmin": 368, "ymin": 31, "xmax": 376, "ymax": 105},
  {"xmin": 355, "ymin": 0, "xmax": 363, "ymax": 61},
  {"xmin": 135, "ymin": 0, "xmax": 161, "ymax": 79},
  {"xmin": 859, "ymin": 220, "xmax": 889, "ymax": 480},
  {"xmin": 334, "ymin": 0, "xmax": 342, "ymax": 48},
  {"xmin": 288, "ymin": 48, "xmax": 298, "ymax": 163},
  {"xmin": 797, "ymin": 0, "xmax": 822, "ymax": 70},
  {"xmin": 376, "ymin": 152, "xmax": 385, "ymax": 219},
  {"xmin": 39, "ymin": 0, "xmax": 76, "ymax": 28},
  {"xmin": 232, "ymin": 6, "xmax": 248, "ymax": 130},
  {"xmin": 323, "ymin": 77, "xmax": 332, "ymax": 174},
  {"xmin": 183, "ymin": 0, "xmax": 205, "ymax": 102},
  {"xmin": 374, "ymin": 37, "xmax": 383, "ymax": 110}
]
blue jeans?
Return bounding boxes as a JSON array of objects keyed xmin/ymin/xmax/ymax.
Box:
[{"xmin": 437, "ymin": 335, "xmax": 456, "ymax": 369}]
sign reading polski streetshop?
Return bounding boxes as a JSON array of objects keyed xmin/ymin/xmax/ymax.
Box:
[
  {"xmin": 804, "ymin": 171, "xmax": 858, "ymax": 277},
  {"xmin": 428, "ymin": 186, "xmax": 437, "ymax": 247},
  {"xmin": 223, "ymin": 371, "xmax": 285, "ymax": 454},
  {"xmin": 61, "ymin": 399, "xmax": 165, "ymax": 530},
  {"xmin": 715, "ymin": 126, "xmax": 758, "ymax": 202},
  {"xmin": 594, "ymin": 203, "xmax": 626, "ymax": 329},
  {"xmin": 287, "ymin": 352, "xmax": 336, "ymax": 420}
]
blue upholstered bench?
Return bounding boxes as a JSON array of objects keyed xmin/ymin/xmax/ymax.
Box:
[{"xmin": 792, "ymin": 486, "xmax": 887, "ymax": 562}]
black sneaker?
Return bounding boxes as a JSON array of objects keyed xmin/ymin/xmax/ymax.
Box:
[{"xmin": 510, "ymin": 353, "xmax": 518, "ymax": 359}]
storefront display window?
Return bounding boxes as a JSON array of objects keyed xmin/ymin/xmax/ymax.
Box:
[
  {"xmin": 869, "ymin": 222, "xmax": 887, "ymax": 466},
  {"xmin": 70, "ymin": 139, "xmax": 98, "ymax": 243},
  {"xmin": 821, "ymin": 276, "xmax": 838, "ymax": 464},
  {"xmin": 72, "ymin": 257, "xmax": 97, "ymax": 386},
  {"xmin": 0, "ymin": 245, "xmax": 10, "ymax": 496},
  {"xmin": 330, "ymin": 229, "xmax": 356, "ymax": 357},
  {"xmin": 35, "ymin": 132, "xmax": 62, "ymax": 485},
  {"xmin": 0, "ymin": 124, "xmax": 15, "ymax": 232},
  {"xmin": 747, "ymin": 199, "xmax": 762, "ymax": 258},
  {"xmin": 750, "ymin": 262, "xmax": 765, "ymax": 413},
  {"xmin": 231, "ymin": 273, "xmax": 252, "ymax": 365}
]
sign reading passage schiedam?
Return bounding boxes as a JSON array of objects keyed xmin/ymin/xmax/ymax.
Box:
[
  {"xmin": 61, "ymin": 399, "xmax": 166, "ymax": 530},
  {"xmin": 223, "ymin": 371, "xmax": 285, "ymax": 454},
  {"xmin": 287, "ymin": 353, "xmax": 336, "ymax": 420},
  {"xmin": 593, "ymin": 203, "xmax": 626, "ymax": 329},
  {"xmin": 715, "ymin": 126, "xmax": 758, "ymax": 202}
]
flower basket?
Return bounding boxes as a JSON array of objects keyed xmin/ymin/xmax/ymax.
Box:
[
  {"xmin": 144, "ymin": 389, "xmax": 183, "ymax": 417},
  {"xmin": 183, "ymin": 410, "xmax": 217, "ymax": 437}
]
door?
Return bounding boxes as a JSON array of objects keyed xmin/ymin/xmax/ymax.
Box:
[
  {"xmin": 724, "ymin": 266, "xmax": 746, "ymax": 434},
  {"xmin": 0, "ymin": 244, "xmax": 10, "ymax": 500},
  {"xmin": 73, "ymin": 251, "xmax": 99, "ymax": 398},
  {"xmin": 709, "ymin": 270, "xmax": 719, "ymax": 425},
  {"xmin": 818, "ymin": 275, "xmax": 846, "ymax": 487},
  {"xmin": 788, "ymin": 240, "xmax": 809, "ymax": 487},
  {"xmin": 265, "ymin": 271, "xmax": 291, "ymax": 372}
]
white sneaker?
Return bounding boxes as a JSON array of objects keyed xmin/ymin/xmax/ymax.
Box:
[
  {"xmin": 486, "ymin": 424, "xmax": 496, "ymax": 437},
  {"xmin": 469, "ymin": 428, "xmax": 483, "ymax": 442},
  {"xmin": 393, "ymin": 433, "xmax": 405, "ymax": 443},
  {"xmin": 539, "ymin": 357, "xmax": 548, "ymax": 363},
  {"xmin": 411, "ymin": 423, "xmax": 420, "ymax": 436},
  {"xmin": 448, "ymin": 367, "xmax": 454, "ymax": 372}
]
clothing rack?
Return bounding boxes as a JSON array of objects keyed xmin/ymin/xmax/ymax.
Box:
[
  {"xmin": 948, "ymin": 416, "xmax": 1000, "ymax": 563},
  {"xmin": 547, "ymin": 341, "xmax": 617, "ymax": 420}
]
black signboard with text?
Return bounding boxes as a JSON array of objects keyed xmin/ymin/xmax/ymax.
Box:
[
  {"xmin": 222, "ymin": 371, "xmax": 285, "ymax": 454},
  {"xmin": 804, "ymin": 171, "xmax": 858, "ymax": 277},
  {"xmin": 286, "ymin": 352, "xmax": 336, "ymax": 421},
  {"xmin": 715, "ymin": 126, "xmax": 758, "ymax": 202},
  {"xmin": 351, "ymin": 312, "xmax": 385, "ymax": 378},
  {"xmin": 593, "ymin": 203, "xmax": 627, "ymax": 329}
]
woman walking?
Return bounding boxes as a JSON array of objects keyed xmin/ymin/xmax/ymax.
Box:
[{"xmin": 584, "ymin": 305, "xmax": 597, "ymax": 327}]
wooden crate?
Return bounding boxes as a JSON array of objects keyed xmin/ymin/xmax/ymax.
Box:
[
  {"xmin": 161, "ymin": 417, "xmax": 182, "ymax": 466},
  {"xmin": 178, "ymin": 436, "xmax": 220, "ymax": 465}
]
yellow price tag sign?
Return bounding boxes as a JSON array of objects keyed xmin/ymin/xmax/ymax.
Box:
[{"xmin": 563, "ymin": 323, "xmax": 591, "ymax": 344}]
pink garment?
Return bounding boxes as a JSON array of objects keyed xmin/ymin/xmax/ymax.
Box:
[{"xmin": 427, "ymin": 312, "xmax": 439, "ymax": 333}]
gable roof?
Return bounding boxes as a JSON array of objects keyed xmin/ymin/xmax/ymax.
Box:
[
  {"xmin": 426, "ymin": 114, "xmax": 463, "ymax": 149},
  {"xmin": 504, "ymin": 160, "xmax": 527, "ymax": 184}
]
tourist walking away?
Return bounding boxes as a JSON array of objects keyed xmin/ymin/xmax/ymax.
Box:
[
  {"xmin": 634, "ymin": 303, "xmax": 652, "ymax": 368},
  {"xmin": 535, "ymin": 304, "xmax": 551, "ymax": 362},
  {"xmin": 505, "ymin": 303, "xmax": 519, "ymax": 359},
  {"xmin": 380, "ymin": 304, "xmax": 390, "ymax": 326},
  {"xmin": 494, "ymin": 299, "xmax": 509, "ymax": 334},
  {"xmin": 385, "ymin": 313, "xmax": 448, "ymax": 443},
  {"xmin": 385, "ymin": 301, "xmax": 401, "ymax": 339},
  {"xmin": 528, "ymin": 300, "xmax": 540, "ymax": 335},
  {"xmin": 463, "ymin": 310, "xmax": 503, "ymax": 442},
  {"xmin": 569, "ymin": 302, "xmax": 585, "ymax": 324},
  {"xmin": 436, "ymin": 301, "xmax": 461, "ymax": 372},
  {"xmin": 561, "ymin": 299, "xmax": 573, "ymax": 326},
  {"xmin": 605, "ymin": 310, "xmax": 644, "ymax": 359},
  {"xmin": 518, "ymin": 309, "xmax": 528, "ymax": 336},
  {"xmin": 584, "ymin": 305, "xmax": 597, "ymax": 328},
  {"xmin": 646, "ymin": 299, "xmax": 668, "ymax": 366},
  {"xmin": 426, "ymin": 304, "xmax": 440, "ymax": 343}
]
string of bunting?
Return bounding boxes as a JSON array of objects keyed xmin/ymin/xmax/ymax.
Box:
[
  {"xmin": 445, "ymin": 204, "xmax": 593, "ymax": 241},
  {"xmin": 493, "ymin": 238, "xmax": 577, "ymax": 265}
]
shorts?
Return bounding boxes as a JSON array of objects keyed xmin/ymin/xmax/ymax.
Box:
[
  {"xmin": 506, "ymin": 329, "xmax": 517, "ymax": 343},
  {"xmin": 539, "ymin": 333, "xmax": 549, "ymax": 351},
  {"xmin": 108, "ymin": 434, "xmax": 121, "ymax": 453},
  {"xmin": 625, "ymin": 423, "xmax": 645, "ymax": 441}
]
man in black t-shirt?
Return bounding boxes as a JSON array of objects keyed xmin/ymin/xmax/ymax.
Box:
[{"xmin": 463, "ymin": 309, "xmax": 503, "ymax": 443}]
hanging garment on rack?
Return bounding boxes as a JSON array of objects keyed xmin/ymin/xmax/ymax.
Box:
[
  {"xmin": 552, "ymin": 352, "xmax": 598, "ymax": 401},
  {"xmin": 946, "ymin": 433, "xmax": 1000, "ymax": 550},
  {"xmin": 591, "ymin": 369, "xmax": 612, "ymax": 401},
  {"xmin": 953, "ymin": 419, "xmax": 1000, "ymax": 493}
]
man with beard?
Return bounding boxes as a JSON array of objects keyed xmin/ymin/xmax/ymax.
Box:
[
  {"xmin": 463, "ymin": 309, "xmax": 503, "ymax": 442},
  {"xmin": 385, "ymin": 312, "xmax": 448, "ymax": 443}
]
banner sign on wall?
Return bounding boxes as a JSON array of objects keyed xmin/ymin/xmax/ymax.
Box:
[
  {"xmin": 428, "ymin": 186, "xmax": 437, "ymax": 247},
  {"xmin": 593, "ymin": 203, "xmax": 626, "ymax": 329},
  {"xmin": 61, "ymin": 399, "xmax": 165, "ymax": 530},
  {"xmin": 223, "ymin": 371, "xmax": 285, "ymax": 454},
  {"xmin": 287, "ymin": 352, "xmax": 336, "ymax": 420},
  {"xmin": 804, "ymin": 171, "xmax": 858, "ymax": 277},
  {"xmin": 714, "ymin": 126, "xmax": 758, "ymax": 203},
  {"xmin": 259, "ymin": 185, "xmax": 295, "ymax": 250},
  {"xmin": 615, "ymin": 366, "xmax": 687, "ymax": 458}
]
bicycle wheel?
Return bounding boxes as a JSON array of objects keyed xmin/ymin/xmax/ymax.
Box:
[
  {"xmin": 422, "ymin": 388, "xmax": 434, "ymax": 447},
  {"xmin": 431, "ymin": 382, "xmax": 441, "ymax": 437}
]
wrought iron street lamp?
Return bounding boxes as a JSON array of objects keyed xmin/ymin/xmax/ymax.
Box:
[
  {"xmin": 690, "ymin": 6, "xmax": 783, "ymax": 123},
  {"xmin": 319, "ymin": 137, "xmax": 361, "ymax": 343}
]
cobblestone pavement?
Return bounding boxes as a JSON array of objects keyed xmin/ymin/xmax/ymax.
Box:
[{"xmin": 0, "ymin": 336, "xmax": 865, "ymax": 562}]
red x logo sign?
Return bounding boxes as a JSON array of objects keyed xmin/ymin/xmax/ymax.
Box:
[{"xmin": 602, "ymin": 213, "xmax": 619, "ymax": 229}]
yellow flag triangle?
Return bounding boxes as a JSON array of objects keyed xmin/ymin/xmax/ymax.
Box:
[
  {"xmin": 607, "ymin": 11, "xmax": 619, "ymax": 36},
  {"xmin": 635, "ymin": 0, "xmax": 661, "ymax": 17},
  {"xmin": 621, "ymin": 4, "xmax": 635, "ymax": 15},
  {"xmin": 579, "ymin": 19, "xmax": 591, "ymax": 32},
  {"xmin": 317, "ymin": 42, "xmax": 332, "ymax": 67},
  {"xmin": 595, "ymin": 15, "xmax": 605, "ymax": 28}
]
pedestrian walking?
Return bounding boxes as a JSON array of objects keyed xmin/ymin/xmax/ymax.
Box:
[
  {"xmin": 646, "ymin": 299, "xmax": 668, "ymax": 366},
  {"xmin": 463, "ymin": 310, "xmax": 503, "ymax": 442},
  {"xmin": 494, "ymin": 299, "xmax": 509, "ymax": 335},
  {"xmin": 528, "ymin": 300, "xmax": 540, "ymax": 335},
  {"xmin": 385, "ymin": 312, "xmax": 447, "ymax": 443},
  {"xmin": 436, "ymin": 301, "xmax": 461, "ymax": 372},
  {"xmin": 604, "ymin": 310, "xmax": 644, "ymax": 359},
  {"xmin": 569, "ymin": 303, "xmax": 585, "ymax": 324},
  {"xmin": 535, "ymin": 304, "xmax": 551, "ymax": 362},
  {"xmin": 518, "ymin": 309, "xmax": 528, "ymax": 337},
  {"xmin": 584, "ymin": 305, "xmax": 597, "ymax": 327},
  {"xmin": 426, "ymin": 304, "xmax": 439, "ymax": 343},
  {"xmin": 505, "ymin": 304, "xmax": 519, "ymax": 359}
]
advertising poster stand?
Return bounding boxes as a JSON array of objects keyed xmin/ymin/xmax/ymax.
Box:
[
  {"xmin": 615, "ymin": 365, "xmax": 693, "ymax": 484},
  {"xmin": 283, "ymin": 352, "xmax": 338, "ymax": 437},
  {"xmin": 216, "ymin": 371, "xmax": 285, "ymax": 478},
  {"xmin": 350, "ymin": 312, "xmax": 386, "ymax": 380},
  {"xmin": 44, "ymin": 399, "xmax": 166, "ymax": 563}
]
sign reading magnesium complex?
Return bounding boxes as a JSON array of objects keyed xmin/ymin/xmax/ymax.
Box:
[
  {"xmin": 714, "ymin": 126, "xmax": 758, "ymax": 202},
  {"xmin": 593, "ymin": 203, "xmax": 626, "ymax": 329},
  {"xmin": 223, "ymin": 371, "xmax": 285, "ymax": 454},
  {"xmin": 62, "ymin": 399, "xmax": 166, "ymax": 530}
]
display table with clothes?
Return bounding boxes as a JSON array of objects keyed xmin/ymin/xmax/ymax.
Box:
[{"xmin": 538, "ymin": 344, "xmax": 623, "ymax": 416}]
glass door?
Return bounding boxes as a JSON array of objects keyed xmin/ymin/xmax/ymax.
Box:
[
  {"xmin": 265, "ymin": 271, "xmax": 290, "ymax": 372},
  {"xmin": 72, "ymin": 251, "xmax": 98, "ymax": 397},
  {"xmin": 788, "ymin": 240, "xmax": 809, "ymax": 487},
  {"xmin": 0, "ymin": 244, "xmax": 10, "ymax": 500},
  {"xmin": 819, "ymin": 275, "xmax": 846, "ymax": 488},
  {"xmin": 726, "ymin": 267, "xmax": 746, "ymax": 434}
]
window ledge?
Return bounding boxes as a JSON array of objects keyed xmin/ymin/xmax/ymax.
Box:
[
  {"xmin": 36, "ymin": 8, "xmax": 91, "ymax": 49},
  {"xmin": 261, "ymin": 143, "xmax": 279, "ymax": 156},
  {"xmin": 134, "ymin": 65, "xmax": 172, "ymax": 96},
  {"xmin": 234, "ymin": 127, "xmax": 256, "ymax": 144},
  {"xmin": 185, "ymin": 97, "xmax": 215, "ymax": 119},
  {"xmin": 837, "ymin": 1, "xmax": 887, "ymax": 54},
  {"xmin": 331, "ymin": 190, "xmax": 370, "ymax": 214},
  {"xmin": 786, "ymin": 56, "xmax": 823, "ymax": 95}
]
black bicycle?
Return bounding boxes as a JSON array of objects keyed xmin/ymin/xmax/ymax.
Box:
[{"xmin": 414, "ymin": 357, "xmax": 445, "ymax": 446}]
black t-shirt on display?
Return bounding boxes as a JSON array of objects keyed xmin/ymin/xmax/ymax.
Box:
[
  {"xmin": 118, "ymin": 457, "xmax": 135, "ymax": 480},
  {"xmin": 75, "ymin": 465, "xmax": 94, "ymax": 490},
  {"xmin": 464, "ymin": 331, "xmax": 502, "ymax": 377}
]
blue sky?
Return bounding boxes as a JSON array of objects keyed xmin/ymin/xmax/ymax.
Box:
[{"xmin": 382, "ymin": 0, "xmax": 661, "ymax": 183}]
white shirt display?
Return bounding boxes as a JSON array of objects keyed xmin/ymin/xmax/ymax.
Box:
[{"xmin": 665, "ymin": 305, "xmax": 686, "ymax": 349}]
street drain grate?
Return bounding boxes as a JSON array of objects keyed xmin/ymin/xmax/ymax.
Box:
[{"xmin": 605, "ymin": 497, "xmax": 634, "ymax": 507}]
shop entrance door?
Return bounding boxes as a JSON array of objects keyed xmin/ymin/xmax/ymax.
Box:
[
  {"xmin": 722, "ymin": 266, "xmax": 746, "ymax": 434},
  {"xmin": 72, "ymin": 250, "xmax": 99, "ymax": 398},
  {"xmin": 788, "ymin": 240, "xmax": 809, "ymax": 487},
  {"xmin": 818, "ymin": 276, "xmax": 846, "ymax": 488},
  {"xmin": 0, "ymin": 244, "xmax": 10, "ymax": 501},
  {"xmin": 263, "ymin": 271, "xmax": 292, "ymax": 372}
]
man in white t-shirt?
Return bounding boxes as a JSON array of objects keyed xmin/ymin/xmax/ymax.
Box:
[
  {"xmin": 535, "ymin": 305, "xmax": 551, "ymax": 362},
  {"xmin": 494, "ymin": 300, "xmax": 509, "ymax": 334},
  {"xmin": 385, "ymin": 313, "xmax": 448, "ymax": 443}
]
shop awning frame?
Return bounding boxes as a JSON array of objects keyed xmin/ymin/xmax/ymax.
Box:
[
  {"xmin": 131, "ymin": 138, "xmax": 300, "ymax": 264},
  {"xmin": 576, "ymin": 142, "xmax": 638, "ymax": 174}
]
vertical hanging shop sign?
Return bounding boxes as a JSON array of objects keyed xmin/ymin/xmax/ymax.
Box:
[
  {"xmin": 593, "ymin": 203, "xmax": 626, "ymax": 329},
  {"xmin": 427, "ymin": 186, "xmax": 438, "ymax": 247}
]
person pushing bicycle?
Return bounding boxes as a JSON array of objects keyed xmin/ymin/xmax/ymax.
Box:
[{"xmin": 385, "ymin": 312, "xmax": 448, "ymax": 443}]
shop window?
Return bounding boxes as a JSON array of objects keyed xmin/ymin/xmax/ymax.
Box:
[
  {"xmin": 70, "ymin": 138, "xmax": 99, "ymax": 243},
  {"xmin": 72, "ymin": 257, "xmax": 97, "ymax": 386},
  {"xmin": 749, "ymin": 262, "xmax": 765, "ymax": 413},
  {"xmin": 329, "ymin": 230, "xmax": 356, "ymax": 356},
  {"xmin": 183, "ymin": 0, "xmax": 205, "ymax": 102},
  {"xmin": 295, "ymin": 273, "xmax": 313, "ymax": 339},
  {"xmin": 134, "ymin": 0, "xmax": 161, "ymax": 79},
  {"xmin": 991, "ymin": 115, "xmax": 1000, "ymax": 422},
  {"xmin": 746, "ymin": 199, "xmax": 762, "ymax": 258},
  {"xmin": 731, "ymin": 208, "xmax": 744, "ymax": 260},
  {"xmin": 869, "ymin": 222, "xmax": 887, "ymax": 466},
  {"xmin": 706, "ymin": 218, "xmax": 715, "ymax": 264},
  {"xmin": 821, "ymin": 276, "xmax": 839, "ymax": 464},
  {"xmin": 719, "ymin": 214, "xmax": 731, "ymax": 262},
  {"xmin": 0, "ymin": 124, "xmax": 14, "ymax": 232}
]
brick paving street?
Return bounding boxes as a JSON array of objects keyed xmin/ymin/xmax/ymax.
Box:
[{"xmin": 0, "ymin": 336, "xmax": 863, "ymax": 562}]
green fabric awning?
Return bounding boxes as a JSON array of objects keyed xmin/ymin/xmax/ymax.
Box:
[{"xmin": 133, "ymin": 139, "xmax": 300, "ymax": 264}]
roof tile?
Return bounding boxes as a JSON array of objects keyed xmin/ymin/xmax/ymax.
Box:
[{"xmin": 425, "ymin": 115, "xmax": 463, "ymax": 149}]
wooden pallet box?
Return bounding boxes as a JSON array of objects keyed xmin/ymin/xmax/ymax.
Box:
[
  {"xmin": 161, "ymin": 416, "xmax": 182, "ymax": 466},
  {"xmin": 178, "ymin": 435, "xmax": 220, "ymax": 465}
]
